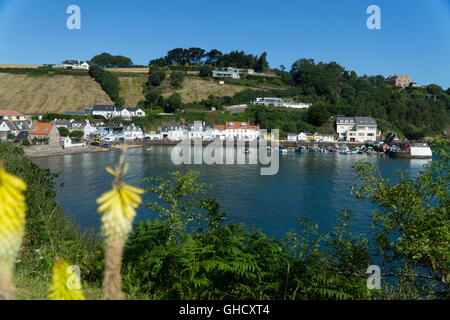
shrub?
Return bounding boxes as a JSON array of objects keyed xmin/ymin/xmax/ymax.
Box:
[
  {"xmin": 58, "ymin": 127, "xmax": 70, "ymax": 137},
  {"xmin": 169, "ymin": 71, "xmax": 184, "ymax": 88}
]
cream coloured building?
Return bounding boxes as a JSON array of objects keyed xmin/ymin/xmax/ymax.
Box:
[{"xmin": 336, "ymin": 117, "xmax": 378, "ymax": 143}]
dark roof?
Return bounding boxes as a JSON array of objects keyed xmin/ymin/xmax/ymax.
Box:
[
  {"xmin": 336, "ymin": 117, "xmax": 355, "ymax": 124},
  {"xmin": 69, "ymin": 122, "xmax": 86, "ymax": 130},
  {"xmin": 0, "ymin": 120, "xmax": 30, "ymax": 131},
  {"xmin": 93, "ymin": 105, "xmax": 116, "ymax": 112},
  {"xmin": 16, "ymin": 131, "xmax": 29, "ymax": 140},
  {"xmin": 355, "ymin": 117, "xmax": 376, "ymax": 125},
  {"xmin": 62, "ymin": 60, "xmax": 87, "ymax": 65}
]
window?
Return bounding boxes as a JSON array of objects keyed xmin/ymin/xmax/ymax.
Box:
[
  {"xmin": 229, "ymin": 123, "xmax": 234, "ymax": 128},
  {"xmin": 240, "ymin": 123, "xmax": 246, "ymax": 128}
]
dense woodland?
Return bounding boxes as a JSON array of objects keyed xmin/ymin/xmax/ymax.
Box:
[{"xmin": 148, "ymin": 48, "xmax": 270, "ymax": 72}]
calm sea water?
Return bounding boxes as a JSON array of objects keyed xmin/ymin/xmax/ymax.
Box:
[{"xmin": 32, "ymin": 147, "xmax": 430, "ymax": 239}]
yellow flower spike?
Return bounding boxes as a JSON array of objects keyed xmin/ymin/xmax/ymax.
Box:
[
  {"xmin": 97, "ymin": 181, "xmax": 143, "ymax": 244},
  {"xmin": 0, "ymin": 166, "xmax": 27, "ymax": 300},
  {"xmin": 96, "ymin": 151, "xmax": 144, "ymax": 300},
  {"xmin": 48, "ymin": 259, "xmax": 85, "ymax": 300}
]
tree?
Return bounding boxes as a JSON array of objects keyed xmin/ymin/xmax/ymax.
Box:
[
  {"xmin": 351, "ymin": 139, "xmax": 449, "ymax": 297},
  {"xmin": 90, "ymin": 52, "xmax": 133, "ymax": 68},
  {"xmin": 7, "ymin": 131, "xmax": 15, "ymax": 140},
  {"xmin": 69, "ymin": 130, "xmax": 84, "ymax": 139},
  {"xmin": 307, "ymin": 103, "xmax": 330, "ymax": 126},
  {"xmin": 204, "ymin": 95, "xmax": 221, "ymax": 110},
  {"xmin": 186, "ymin": 47, "xmax": 205, "ymax": 65},
  {"xmin": 145, "ymin": 89, "xmax": 161, "ymax": 111},
  {"xmin": 148, "ymin": 69, "xmax": 166, "ymax": 87},
  {"xmin": 88, "ymin": 65, "xmax": 123, "ymax": 107},
  {"xmin": 205, "ymin": 49, "xmax": 223, "ymax": 67},
  {"xmin": 255, "ymin": 52, "xmax": 269, "ymax": 72},
  {"xmin": 143, "ymin": 171, "xmax": 210, "ymax": 243},
  {"xmin": 167, "ymin": 48, "xmax": 187, "ymax": 65},
  {"xmin": 58, "ymin": 127, "xmax": 69, "ymax": 137},
  {"xmin": 199, "ymin": 65, "xmax": 212, "ymax": 78},
  {"xmin": 170, "ymin": 71, "xmax": 184, "ymax": 88},
  {"xmin": 165, "ymin": 93, "xmax": 182, "ymax": 113}
]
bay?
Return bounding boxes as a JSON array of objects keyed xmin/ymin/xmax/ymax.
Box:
[{"xmin": 32, "ymin": 147, "xmax": 430, "ymax": 239}]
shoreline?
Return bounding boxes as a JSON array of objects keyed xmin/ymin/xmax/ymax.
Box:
[
  {"xmin": 24, "ymin": 144, "xmax": 145, "ymax": 158},
  {"xmin": 24, "ymin": 141, "xmax": 370, "ymax": 158}
]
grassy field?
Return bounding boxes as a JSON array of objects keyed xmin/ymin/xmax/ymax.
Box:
[
  {"xmin": 105, "ymin": 67, "xmax": 149, "ymax": 73},
  {"xmin": 0, "ymin": 67, "xmax": 278, "ymax": 114},
  {"xmin": 118, "ymin": 76, "xmax": 147, "ymax": 107},
  {"xmin": 0, "ymin": 64, "xmax": 40, "ymax": 69},
  {"xmin": 118, "ymin": 75, "xmax": 261, "ymax": 107},
  {"xmin": 0, "ymin": 73, "xmax": 113, "ymax": 114}
]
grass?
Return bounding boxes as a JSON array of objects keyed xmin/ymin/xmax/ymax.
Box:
[
  {"xmin": 15, "ymin": 271, "xmax": 103, "ymax": 300},
  {"xmin": 0, "ymin": 73, "xmax": 113, "ymax": 114},
  {"xmin": 0, "ymin": 64, "xmax": 40, "ymax": 69},
  {"xmin": 118, "ymin": 75, "xmax": 260, "ymax": 107},
  {"xmin": 105, "ymin": 67, "xmax": 149, "ymax": 73}
]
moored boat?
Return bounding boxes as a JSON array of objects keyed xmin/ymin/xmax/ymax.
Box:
[{"xmin": 388, "ymin": 143, "xmax": 432, "ymax": 159}]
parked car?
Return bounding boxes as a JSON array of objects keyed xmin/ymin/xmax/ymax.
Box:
[
  {"xmin": 118, "ymin": 138, "xmax": 125, "ymax": 143},
  {"xmin": 100, "ymin": 143, "xmax": 112, "ymax": 148}
]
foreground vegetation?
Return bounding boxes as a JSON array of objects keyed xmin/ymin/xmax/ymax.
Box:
[{"xmin": 0, "ymin": 139, "xmax": 448, "ymax": 300}]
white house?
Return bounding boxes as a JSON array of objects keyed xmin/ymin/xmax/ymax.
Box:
[
  {"xmin": 286, "ymin": 133, "xmax": 298, "ymax": 142},
  {"xmin": 63, "ymin": 137, "xmax": 86, "ymax": 148},
  {"xmin": 128, "ymin": 108, "xmax": 146, "ymax": 118},
  {"xmin": 336, "ymin": 117, "xmax": 378, "ymax": 143},
  {"xmin": 124, "ymin": 124, "xmax": 144, "ymax": 140},
  {"xmin": 212, "ymin": 70, "xmax": 240, "ymax": 79},
  {"xmin": 0, "ymin": 120, "xmax": 31, "ymax": 137},
  {"xmin": 251, "ymin": 97, "xmax": 284, "ymax": 107},
  {"xmin": 159, "ymin": 125, "xmax": 188, "ymax": 141},
  {"xmin": 91, "ymin": 126, "xmax": 125, "ymax": 142},
  {"xmin": 251, "ymin": 98, "xmax": 311, "ymax": 109},
  {"xmin": 314, "ymin": 133, "xmax": 336, "ymax": 142},
  {"xmin": 281, "ymin": 102, "xmax": 311, "ymax": 109},
  {"xmin": 145, "ymin": 132, "xmax": 162, "ymax": 141},
  {"xmin": 92, "ymin": 105, "xmax": 117, "ymax": 118},
  {"xmin": 0, "ymin": 110, "xmax": 28, "ymax": 121},
  {"xmin": 297, "ymin": 133, "xmax": 307, "ymax": 141},
  {"xmin": 213, "ymin": 122, "xmax": 259, "ymax": 141},
  {"xmin": 92, "ymin": 105, "xmax": 146, "ymax": 119},
  {"xmin": 53, "ymin": 60, "xmax": 90, "ymax": 71}
]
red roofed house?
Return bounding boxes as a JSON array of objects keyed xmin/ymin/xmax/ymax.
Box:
[
  {"xmin": 29, "ymin": 122, "xmax": 60, "ymax": 145},
  {"xmin": 213, "ymin": 121, "xmax": 259, "ymax": 141},
  {"xmin": 0, "ymin": 110, "xmax": 27, "ymax": 121}
]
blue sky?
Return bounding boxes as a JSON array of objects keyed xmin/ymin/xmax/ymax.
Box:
[{"xmin": 0, "ymin": 0, "xmax": 449, "ymax": 88}]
